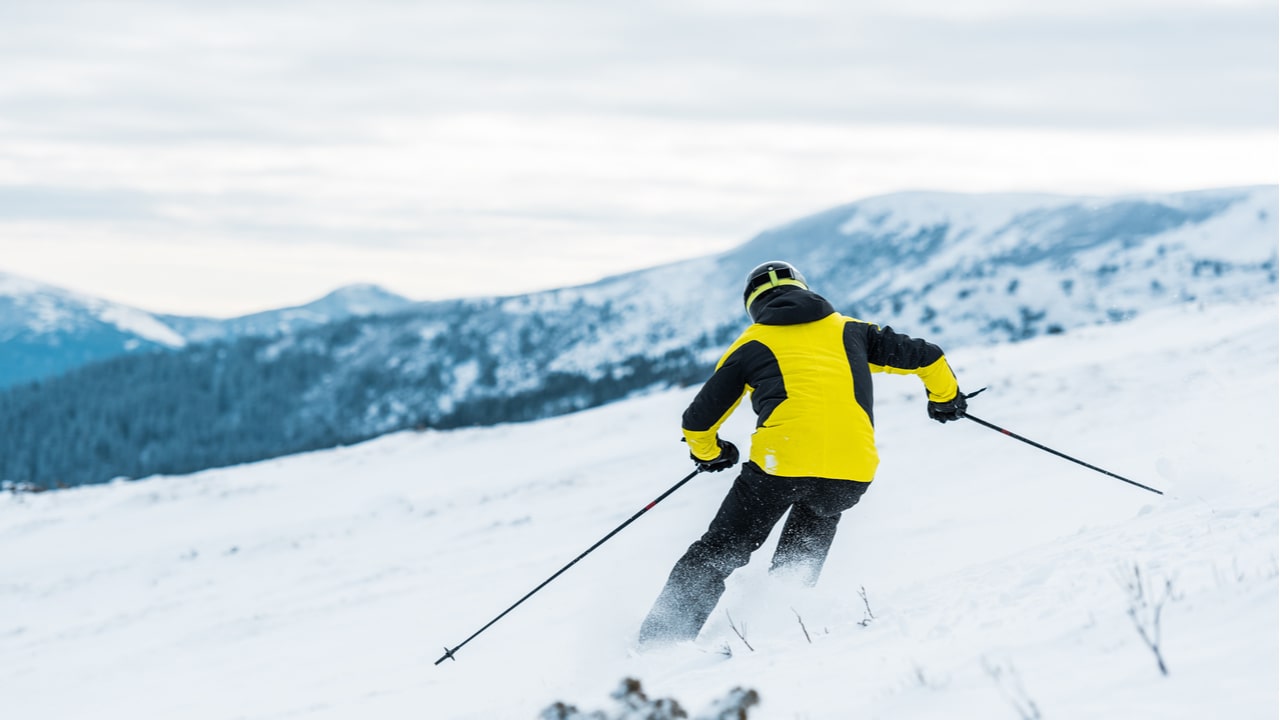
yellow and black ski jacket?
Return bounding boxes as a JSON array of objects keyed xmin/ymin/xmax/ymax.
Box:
[{"xmin": 683, "ymin": 287, "xmax": 958, "ymax": 483}]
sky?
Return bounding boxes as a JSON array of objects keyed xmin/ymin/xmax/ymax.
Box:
[{"xmin": 0, "ymin": 0, "xmax": 1276, "ymax": 317}]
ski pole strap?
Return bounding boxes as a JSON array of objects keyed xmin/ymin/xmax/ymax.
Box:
[{"xmin": 963, "ymin": 412, "xmax": 1163, "ymax": 496}]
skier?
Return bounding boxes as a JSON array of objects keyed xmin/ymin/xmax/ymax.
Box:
[{"xmin": 637, "ymin": 260, "xmax": 968, "ymax": 646}]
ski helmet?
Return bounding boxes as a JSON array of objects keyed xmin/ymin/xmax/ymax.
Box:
[{"xmin": 743, "ymin": 260, "xmax": 808, "ymax": 318}]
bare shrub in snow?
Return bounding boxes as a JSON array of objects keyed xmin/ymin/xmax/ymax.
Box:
[
  {"xmin": 908, "ymin": 661, "xmax": 948, "ymax": 691},
  {"xmin": 1117, "ymin": 562, "xmax": 1177, "ymax": 676},
  {"xmin": 857, "ymin": 585, "xmax": 876, "ymax": 627},
  {"xmin": 725, "ymin": 611, "xmax": 754, "ymax": 652},
  {"xmin": 791, "ymin": 608, "xmax": 812, "ymax": 644},
  {"xmin": 981, "ymin": 657, "xmax": 1042, "ymax": 720},
  {"xmin": 539, "ymin": 677, "xmax": 759, "ymax": 720}
]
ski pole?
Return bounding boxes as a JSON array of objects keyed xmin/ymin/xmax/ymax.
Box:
[
  {"xmin": 963, "ymin": 412, "xmax": 1163, "ymax": 496},
  {"xmin": 435, "ymin": 466, "xmax": 704, "ymax": 665}
]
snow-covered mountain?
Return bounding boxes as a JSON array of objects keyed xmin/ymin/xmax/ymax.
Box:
[
  {"xmin": 2, "ymin": 298, "xmax": 1274, "ymax": 718},
  {"xmin": 0, "ymin": 272, "xmax": 188, "ymax": 387},
  {"xmin": 158, "ymin": 284, "xmax": 417, "ymax": 344},
  {"xmin": 1, "ymin": 186, "xmax": 1275, "ymax": 488},
  {"xmin": 738, "ymin": 186, "xmax": 1276, "ymax": 342},
  {"xmin": 0, "ymin": 277, "xmax": 414, "ymax": 387},
  {"xmin": 243, "ymin": 185, "xmax": 1280, "ymax": 434}
]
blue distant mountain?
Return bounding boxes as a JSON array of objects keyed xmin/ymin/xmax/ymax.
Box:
[
  {"xmin": 1, "ymin": 185, "xmax": 1275, "ymax": 487},
  {"xmin": 0, "ymin": 278, "xmax": 415, "ymax": 388},
  {"xmin": 0, "ymin": 274, "xmax": 188, "ymax": 388},
  {"xmin": 157, "ymin": 284, "xmax": 417, "ymax": 344}
]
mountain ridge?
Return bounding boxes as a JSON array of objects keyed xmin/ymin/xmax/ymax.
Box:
[
  {"xmin": 1, "ymin": 185, "xmax": 1275, "ymax": 487},
  {"xmin": 157, "ymin": 283, "xmax": 416, "ymax": 345},
  {"xmin": 0, "ymin": 276, "xmax": 415, "ymax": 388}
]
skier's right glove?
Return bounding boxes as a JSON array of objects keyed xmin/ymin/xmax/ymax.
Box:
[{"xmin": 693, "ymin": 437, "xmax": 739, "ymax": 472}]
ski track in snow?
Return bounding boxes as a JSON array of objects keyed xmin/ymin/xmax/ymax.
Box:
[{"xmin": 0, "ymin": 298, "xmax": 1276, "ymax": 719}]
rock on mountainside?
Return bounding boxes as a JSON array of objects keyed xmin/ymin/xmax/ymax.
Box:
[{"xmin": 1, "ymin": 186, "xmax": 1274, "ymax": 487}]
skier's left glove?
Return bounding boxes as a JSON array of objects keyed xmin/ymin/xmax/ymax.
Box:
[
  {"xmin": 927, "ymin": 392, "xmax": 967, "ymax": 423},
  {"xmin": 693, "ymin": 437, "xmax": 739, "ymax": 472}
]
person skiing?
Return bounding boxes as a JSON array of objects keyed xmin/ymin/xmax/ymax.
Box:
[{"xmin": 637, "ymin": 260, "xmax": 968, "ymax": 646}]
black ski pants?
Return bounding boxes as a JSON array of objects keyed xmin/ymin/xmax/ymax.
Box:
[{"xmin": 638, "ymin": 461, "xmax": 869, "ymax": 645}]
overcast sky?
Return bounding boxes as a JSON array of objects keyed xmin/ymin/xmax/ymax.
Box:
[{"xmin": 1, "ymin": 0, "xmax": 1276, "ymax": 316}]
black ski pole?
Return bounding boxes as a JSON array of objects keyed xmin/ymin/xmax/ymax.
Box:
[
  {"xmin": 963, "ymin": 412, "xmax": 1163, "ymax": 496},
  {"xmin": 435, "ymin": 466, "xmax": 704, "ymax": 665}
]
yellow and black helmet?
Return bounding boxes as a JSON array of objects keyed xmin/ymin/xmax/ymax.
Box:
[{"xmin": 743, "ymin": 260, "xmax": 808, "ymax": 319}]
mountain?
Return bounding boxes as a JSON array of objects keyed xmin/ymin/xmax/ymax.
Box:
[
  {"xmin": 0, "ymin": 277, "xmax": 415, "ymax": 388},
  {"xmin": 0, "ymin": 272, "xmax": 187, "ymax": 388},
  {"xmin": 728, "ymin": 186, "xmax": 1277, "ymax": 342},
  {"xmin": 1, "ymin": 186, "xmax": 1275, "ymax": 487},
  {"xmin": 2, "ymin": 298, "xmax": 1275, "ymax": 718},
  {"xmin": 158, "ymin": 284, "xmax": 417, "ymax": 343}
]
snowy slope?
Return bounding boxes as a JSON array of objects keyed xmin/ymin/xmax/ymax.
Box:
[{"xmin": 1, "ymin": 296, "xmax": 1275, "ymax": 719}]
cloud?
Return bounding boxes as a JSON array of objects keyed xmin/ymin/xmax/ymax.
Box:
[
  {"xmin": 0, "ymin": 0, "xmax": 1274, "ymax": 314},
  {"xmin": 0, "ymin": 185, "xmax": 158, "ymax": 221},
  {"xmin": 2, "ymin": 0, "xmax": 1274, "ymax": 133}
]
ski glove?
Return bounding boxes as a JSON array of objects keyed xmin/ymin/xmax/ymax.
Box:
[
  {"xmin": 927, "ymin": 392, "xmax": 968, "ymax": 423},
  {"xmin": 693, "ymin": 437, "xmax": 739, "ymax": 472}
]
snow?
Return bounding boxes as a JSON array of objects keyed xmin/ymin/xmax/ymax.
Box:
[
  {"xmin": 0, "ymin": 297, "xmax": 1276, "ymax": 719},
  {"xmin": 93, "ymin": 302, "xmax": 187, "ymax": 347},
  {"xmin": 836, "ymin": 190, "xmax": 1066, "ymax": 240},
  {"xmin": 0, "ymin": 270, "xmax": 186, "ymax": 346},
  {"xmin": 0, "ymin": 271, "xmax": 48, "ymax": 297}
]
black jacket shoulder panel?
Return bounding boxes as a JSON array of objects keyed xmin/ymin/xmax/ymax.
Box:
[
  {"xmin": 842, "ymin": 321, "xmax": 875, "ymax": 426},
  {"xmin": 682, "ymin": 339, "xmax": 788, "ymax": 432}
]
